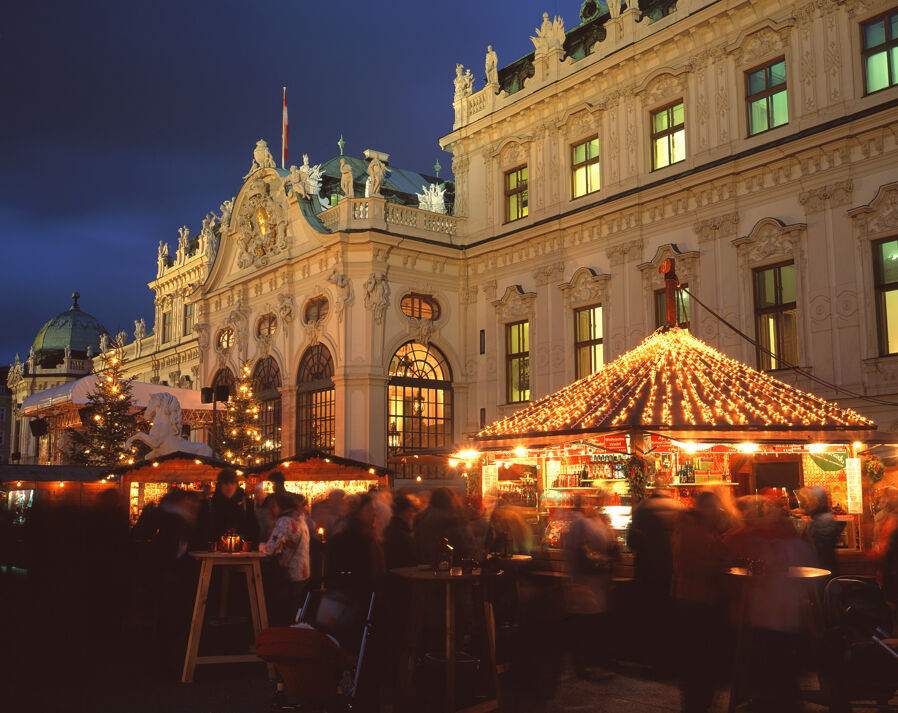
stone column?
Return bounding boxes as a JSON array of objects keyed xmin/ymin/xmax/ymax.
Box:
[{"xmin": 278, "ymin": 386, "xmax": 296, "ymax": 456}]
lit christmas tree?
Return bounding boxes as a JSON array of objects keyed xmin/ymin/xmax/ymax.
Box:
[
  {"xmin": 66, "ymin": 349, "xmax": 141, "ymax": 466},
  {"xmin": 214, "ymin": 361, "xmax": 262, "ymax": 465}
]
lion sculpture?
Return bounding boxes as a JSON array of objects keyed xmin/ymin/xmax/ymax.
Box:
[{"xmin": 125, "ymin": 392, "xmax": 213, "ymax": 460}]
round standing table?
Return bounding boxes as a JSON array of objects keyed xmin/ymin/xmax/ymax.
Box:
[
  {"xmin": 391, "ymin": 566, "xmax": 503, "ymax": 713},
  {"xmin": 181, "ymin": 551, "xmax": 273, "ymax": 683}
]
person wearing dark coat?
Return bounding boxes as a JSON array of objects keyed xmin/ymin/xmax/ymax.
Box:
[
  {"xmin": 207, "ymin": 468, "xmax": 258, "ymax": 543},
  {"xmin": 800, "ymin": 485, "xmax": 844, "ymax": 577},
  {"xmin": 326, "ymin": 493, "xmax": 386, "ymax": 597},
  {"xmin": 414, "ymin": 487, "xmax": 474, "ymax": 565},
  {"xmin": 383, "ymin": 495, "xmax": 419, "ymax": 570}
]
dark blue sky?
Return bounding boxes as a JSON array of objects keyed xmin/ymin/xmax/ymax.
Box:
[{"xmin": 0, "ymin": 0, "xmax": 575, "ymax": 366}]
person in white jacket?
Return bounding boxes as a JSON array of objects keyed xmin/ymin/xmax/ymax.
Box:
[{"xmin": 260, "ymin": 494, "xmax": 310, "ymax": 625}]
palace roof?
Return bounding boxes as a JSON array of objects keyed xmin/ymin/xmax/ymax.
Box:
[
  {"xmin": 31, "ymin": 292, "xmax": 108, "ymax": 358},
  {"xmin": 316, "ymin": 155, "xmax": 446, "ymax": 207}
]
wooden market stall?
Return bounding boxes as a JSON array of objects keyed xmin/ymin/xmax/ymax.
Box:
[{"xmin": 249, "ymin": 450, "xmax": 388, "ymax": 503}]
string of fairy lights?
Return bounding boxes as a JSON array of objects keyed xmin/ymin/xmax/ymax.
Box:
[
  {"xmin": 217, "ymin": 361, "xmax": 264, "ymax": 466},
  {"xmin": 477, "ymin": 328, "xmax": 873, "ymax": 439}
]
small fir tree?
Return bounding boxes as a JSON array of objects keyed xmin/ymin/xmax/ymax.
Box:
[
  {"xmin": 66, "ymin": 349, "xmax": 141, "ymax": 466},
  {"xmin": 214, "ymin": 361, "xmax": 262, "ymax": 465}
]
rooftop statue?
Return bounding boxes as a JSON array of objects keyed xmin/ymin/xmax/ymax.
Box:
[
  {"xmin": 125, "ymin": 392, "xmax": 213, "ymax": 460},
  {"xmin": 287, "ymin": 163, "xmax": 309, "ymax": 199},
  {"xmin": 416, "ymin": 183, "xmax": 447, "ymax": 214},
  {"xmin": 607, "ymin": 0, "xmax": 623, "ymax": 19},
  {"xmin": 531, "ymin": 12, "xmax": 565, "ymax": 54},
  {"xmin": 218, "ymin": 198, "xmax": 234, "ymax": 230},
  {"xmin": 134, "ymin": 318, "xmax": 146, "ymax": 341},
  {"xmin": 453, "ymin": 63, "xmax": 471, "ymax": 102},
  {"xmin": 367, "ymin": 155, "xmax": 386, "ymax": 197},
  {"xmin": 301, "ymin": 154, "xmax": 327, "ymax": 206},
  {"xmin": 340, "ymin": 158, "xmax": 355, "ymax": 198},
  {"xmin": 178, "ymin": 226, "xmax": 190, "ymax": 253},
  {"xmin": 244, "ymin": 139, "xmax": 276, "ymax": 179},
  {"xmin": 115, "ymin": 330, "xmax": 128, "ymax": 348},
  {"xmin": 485, "ymin": 45, "xmax": 498, "ymax": 86}
]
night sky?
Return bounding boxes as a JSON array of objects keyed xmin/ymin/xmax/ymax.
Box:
[{"xmin": 0, "ymin": 0, "xmax": 574, "ymax": 366}]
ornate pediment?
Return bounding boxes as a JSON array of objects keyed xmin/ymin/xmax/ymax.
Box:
[
  {"xmin": 491, "ymin": 137, "xmax": 531, "ymax": 167},
  {"xmin": 493, "ymin": 285, "xmax": 537, "ymax": 321},
  {"xmin": 235, "ymin": 178, "xmax": 289, "ymax": 269},
  {"xmin": 556, "ymin": 103, "xmax": 605, "ymax": 136},
  {"xmin": 849, "ymin": 182, "xmax": 898, "ymax": 239},
  {"xmin": 727, "ymin": 20, "xmax": 794, "ymax": 68},
  {"xmin": 637, "ymin": 68, "xmax": 689, "ymax": 107},
  {"xmin": 558, "ymin": 267, "xmax": 611, "ymax": 309},
  {"xmin": 731, "ymin": 218, "xmax": 806, "ymax": 268},
  {"xmin": 638, "ymin": 244, "xmax": 700, "ymax": 289}
]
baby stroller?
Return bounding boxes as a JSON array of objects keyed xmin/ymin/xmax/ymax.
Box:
[
  {"xmin": 256, "ymin": 588, "xmax": 376, "ymax": 712},
  {"xmin": 819, "ymin": 576, "xmax": 898, "ymax": 712}
]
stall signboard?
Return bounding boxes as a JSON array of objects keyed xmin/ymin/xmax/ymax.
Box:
[
  {"xmin": 845, "ymin": 457, "xmax": 862, "ymax": 515},
  {"xmin": 482, "ymin": 464, "xmax": 499, "ymax": 500}
]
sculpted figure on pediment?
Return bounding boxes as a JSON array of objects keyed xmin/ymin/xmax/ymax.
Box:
[
  {"xmin": 327, "ymin": 268, "xmax": 354, "ymax": 323},
  {"xmin": 531, "ymin": 13, "xmax": 565, "ymax": 55},
  {"xmin": 364, "ymin": 273, "xmax": 390, "ymax": 324},
  {"xmin": 732, "ymin": 218, "xmax": 806, "ymax": 269},
  {"xmin": 235, "ymin": 179, "xmax": 288, "ymax": 268},
  {"xmin": 244, "ymin": 139, "xmax": 276, "ymax": 179}
]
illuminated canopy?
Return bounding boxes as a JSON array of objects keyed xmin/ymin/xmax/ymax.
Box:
[{"xmin": 476, "ymin": 328, "xmax": 877, "ymax": 445}]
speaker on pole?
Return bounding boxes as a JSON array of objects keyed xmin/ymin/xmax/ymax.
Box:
[
  {"xmin": 29, "ymin": 418, "xmax": 48, "ymax": 437},
  {"xmin": 214, "ymin": 385, "xmax": 230, "ymax": 403},
  {"xmin": 201, "ymin": 387, "xmax": 213, "ymax": 404}
]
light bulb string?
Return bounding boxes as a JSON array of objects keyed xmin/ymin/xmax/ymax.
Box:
[{"xmin": 679, "ymin": 284, "xmax": 898, "ymax": 408}]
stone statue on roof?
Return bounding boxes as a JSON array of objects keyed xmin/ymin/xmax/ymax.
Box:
[
  {"xmin": 340, "ymin": 158, "xmax": 355, "ymax": 198},
  {"xmin": 99, "ymin": 334, "xmax": 109, "ymax": 354},
  {"xmin": 178, "ymin": 226, "xmax": 190, "ymax": 253},
  {"xmin": 416, "ymin": 183, "xmax": 447, "ymax": 214},
  {"xmin": 454, "ymin": 64, "xmax": 471, "ymax": 102},
  {"xmin": 64, "ymin": 345, "xmax": 71, "ymax": 360},
  {"xmin": 244, "ymin": 139, "xmax": 276, "ymax": 179},
  {"xmin": 607, "ymin": 0, "xmax": 623, "ymax": 19},
  {"xmin": 367, "ymin": 156, "xmax": 386, "ymax": 197},
  {"xmin": 485, "ymin": 45, "xmax": 498, "ymax": 86},
  {"xmin": 134, "ymin": 318, "xmax": 146, "ymax": 341},
  {"xmin": 116, "ymin": 330, "xmax": 128, "ymax": 348},
  {"xmin": 287, "ymin": 163, "xmax": 309, "ymax": 199},
  {"xmin": 531, "ymin": 12, "xmax": 565, "ymax": 54},
  {"xmin": 218, "ymin": 198, "xmax": 234, "ymax": 230}
]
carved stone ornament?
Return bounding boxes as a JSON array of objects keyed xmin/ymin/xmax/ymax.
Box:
[
  {"xmin": 694, "ymin": 213, "xmax": 740, "ymax": 243},
  {"xmin": 558, "ymin": 267, "xmax": 611, "ymax": 309},
  {"xmin": 244, "ymin": 139, "xmax": 276, "ymax": 179},
  {"xmin": 277, "ymin": 293, "xmax": 295, "ymax": 326},
  {"xmin": 483, "ymin": 280, "xmax": 498, "ymax": 300},
  {"xmin": 605, "ymin": 238, "xmax": 644, "ymax": 267},
  {"xmin": 531, "ymin": 12, "xmax": 565, "ymax": 56},
  {"xmin": 193, "ymin": 323, "xmax": 210, "ymax": 351},
  {"xmin": 406, "ymin": 317, "xmax": 435, "ymax": 346},
  {"xmin": 799, "ymin": 180, "xmax": 854, "ymax": 214},
  {"xmin": 235, "ymin": 179, "xmax": 289, "ymax": 268},
  {"xmin": 638, "ymin": 244, "xmax": 701, "ymax": 290},
  {"xmin": 327, "ymin": 268, "xmax": 354, "ymax": 323},
  {"xmin": 848, "ymin": 182, "xmax": 898, "ymax": 238},
  {"xmin": 493, "ymin": 285, "xmax": 537, "ymax": 321},
  {"xmin": 638, "ymin": 71, "xmax": 688, "ymax": 107},
  {"xmin": 533, "ymin": 262, "xmax": 565, "ymax": 286},
  {"xmin": 729, "ymin": 22, "xmax": 794, "ymax": 68},
  {"xmin": 731, "ymin": 218, "xmax": 807, "ymax": 269},
  {"xmin": 495, "ymin": 140, "xmax": 528, "ymax": 168},
  {"xmin": 364, "ymin": 273, "xmax": 390, "ymax": 325}
]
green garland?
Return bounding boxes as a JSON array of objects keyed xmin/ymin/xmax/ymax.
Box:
[
  {"xmin": 627, "ymin": 455, "xmax": 649, "ymax": 504},
  {"xmin": 864, "ymin": 455, "xmax": 885, "ymax": 485}
]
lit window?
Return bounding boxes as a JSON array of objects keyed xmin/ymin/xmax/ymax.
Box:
[
  {"xmin": 182, "ymin": 303, "xmax": 194, "ymax": 337},
  {"xmin": 257, "ymin": 313, "xmax": 278, "ymax": 337},
  {"xmin": 874, "ymin": 237, "xmax": 898, "ymax": 355},
  {"xmin": 217, "ymin": 327, "xmax": 235, "ymax": 350},
  {"xmin": 303, "ymin": 297, "xmax": 329, "ymax": 324},
  {"xmin": 746, "ymin": 58, "xmax": 788, "ymax": 135},
  {"xmin": 754, "ymin": 262, "xmax": 798, "ymax": 371},
  {"xmin": 651, "ymin": 101, "xmax": 685, "ymax": 170},
  {"xmin": 296, "ymin": 344, "xmax": 335, "ymax": 454},
  {"xmin": 571, "ymin": 137, "xmax": 600, "ymax": 198},
  {"xmin": 400, "ymin": 293, "xmax": 441, "ymax": 320},
  {"xmin": 161, "ymin": 312, "xmax": 172, "ymax": 344},
  {"xmin": 574, "ymin": 305, "xmax": 603, "ymax": 380},
  {"xmin": 506, "ymin": 321, "xmax": 530, "ymax": 403},
  {"xmin": 862, "ymin": 9, "xmax": 898, "ymax": 94},
  {"xmin": 504, "ymin": 166, "xmax": 528, "ymax": 222},
  {"xmin": 253, "ymin": 357, "xmax": 282, "ymax": 462},
  {"xmin": 654, "ymin": 285, "xmax": 691, "ymax": 329}
]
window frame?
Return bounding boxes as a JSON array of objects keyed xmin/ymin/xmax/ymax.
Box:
[
  {"xmin": 257, "ymin": 313, "xmax": 278, "ymax": 338},
  {"xmin": 400, "ymin": 293, "xmax": 441, "ymax": 321},
  {"xmin": 252, "ymin": 356, "xmax": 283, "ymax": 462},
  {"xmin": 745, "ymin": 57, "xmax": 788, "ymax": 136},
  {"xmin": 505, "ymin": 320, "xmax": 530, "ymax": 403},
  {"xmin": 504, "ymin": 165, "xmax": 529, "ymax": 223},
  {"xmin": 161, "ymin": 311, "xmax": 172, "ymax": 344},
  {"xmin": 650, "ymin": 99, "xmax": 686, "ymax": 171},
  {"xmin": 752, "ymin": 261, "xmax": 798, "ymax": 371},
  {"xmin": 570, "ymin": 135, "xmax": 601, "ymax": 199},
  {"xmin": 861, "ymin": 8, "xmax": 898, "ymax": 95},
  {"xmin": 296, "ymin": 344, "xmax": 336, "ymax": 454},
  {"xmin": 217, "ymin": 327, "xmax": 235, "ymax": 350},
  {"xmin": 303, "ymin": 296, "xmax": 330, "ymax": 324},
  {"xmin": 654, "ymin": 284, "xmax": 691, "ymax": 329},
  {"xmin": 573, "ymin": 304, "xmax": 604, "ymax": 380},
  {"xmin": 873, "ymin": 236, "xmax": 898, "ymax": 356},
  {"xmin": 182, "ymin": 303, "xmax": 195, "ymax": 337}
]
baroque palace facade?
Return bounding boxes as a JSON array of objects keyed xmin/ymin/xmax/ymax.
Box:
[{"xmin": 9, "ymin": 0, "xmax": 898, "ymax": 467}]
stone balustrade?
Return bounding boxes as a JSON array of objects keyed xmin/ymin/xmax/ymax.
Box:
[{"xmin": 318, "ymin": 197, "xmax": 461, "ymax": 242}]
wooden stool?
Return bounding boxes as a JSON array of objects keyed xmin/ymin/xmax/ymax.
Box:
[{"xmin": 181, "ymin": 551, "xmax": 274, "ymax": 683}]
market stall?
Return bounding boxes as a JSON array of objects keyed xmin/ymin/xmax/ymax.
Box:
[{"xmin": 249, "ymin": 451, "xmax": 388, "ymax": 502}]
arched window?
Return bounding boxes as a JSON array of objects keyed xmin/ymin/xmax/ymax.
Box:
[
  {"xmin": 296, "ymin": 344, "xmax": 335, "ymax": 454},
  {"xmin": 211, "ymin": 367, "xmax": 236, "ymax": 398},
  {"xmin": 387, "ymin": 342, "xmax": 452, "ymax": 454},
  {"xmin": 252, "ymin": 357, "xmax": 282, "ymax": 462}
]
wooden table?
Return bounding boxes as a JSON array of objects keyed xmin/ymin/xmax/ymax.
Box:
[
  {"xmin": 392, "ymin": 566, "xmax": 502, "ymax": 713},
  {"xmin": 181, "ymin": 551, "xmax": 272, "ymax": 683}
]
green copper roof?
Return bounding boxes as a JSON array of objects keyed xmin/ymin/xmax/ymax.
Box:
[{"xmin": 32, "ymin": 292, "xmax": 109, "ymax": 356}]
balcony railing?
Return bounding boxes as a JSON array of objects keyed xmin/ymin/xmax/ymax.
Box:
[{"xmin": 317, "ymin": 197, "xmax": 461, "ymax": 242}]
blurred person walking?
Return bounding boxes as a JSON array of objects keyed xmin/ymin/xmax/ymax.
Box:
[
  {"xmin": 383, "ymin": 494, "xmax": 419, "ymax": 570},
  {"xmin": 259, "ymin": 494, "xmax": 310, "ymax": 625}
]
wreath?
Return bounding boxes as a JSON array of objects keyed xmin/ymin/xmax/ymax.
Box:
[
  {"xmin": 863, "ymin": 455, "xmax": 885, "ymax": 485},
  {"xmin": 627, "ymin": 455, "xmax": 649, "ymax": 504}
]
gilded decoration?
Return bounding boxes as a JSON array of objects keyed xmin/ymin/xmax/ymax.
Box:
[{"xmin": 236, "ymin": 178, "xmax": 289, "ymax": 269}]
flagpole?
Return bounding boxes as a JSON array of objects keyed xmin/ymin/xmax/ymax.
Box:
[{"xmin": 281, "ymin": 86, "xmax": 287, "ymax": 169}]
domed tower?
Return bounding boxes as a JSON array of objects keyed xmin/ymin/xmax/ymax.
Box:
[{"xmin": 30, "ymin": 292, "xmax": 109, "ymax": 367}]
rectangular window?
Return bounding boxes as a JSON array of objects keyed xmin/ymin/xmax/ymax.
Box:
[
  {"xmin": 0, "ymin": 406, "xmax": 6, "ymax": 421},
  {"xmin": 182, "ymin": 303, "xmax": 194, "ymax": 337},
  {"xmin": 651, "ymin": 100, "xmax": 686, "ymax": 170},
  {"xmin": 862, "ymin": 9, "xmax": 898, "ymax": 94},
  {"xmin": 571, "ymin": 136, "xmax": 600, "ymax": 198},
  {"xmin": 504, "ymin": 166, "xmax": 528, "ymax": 223},
  {"xmin": 479, "ymin": 329, "xmax": 486, "ymax": 355},
  {"xmin": 479, "ymin": 408, "xmax": 487, "ymax": 429},
  {"xmin": 574, "ymin": 305, "xmax": 604, "ymax": 380},
  {"xmin": 753, "ymin": 262, "xmax": 799, "ymax": 371},
  {"xmin": 654, "ymin": 285, "xmax": 691, "ymax": 329},
  {"xmin": 874, "ymin": 237, "xmax": 898, "ymax": 355},
  {"xmin": 506, "ymin": 320, "xmax": 530, "ymax": 403},
  {"xmin": 161, "ymin": 311, "xmax": 172, "ymax": 344},
  {"xmin": 746, "ymin": 58, "xmax": 788, "ymax": 135}
]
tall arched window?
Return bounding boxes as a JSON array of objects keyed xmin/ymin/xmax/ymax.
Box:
[
  {"xmin": 387, "ymin": 342, "xmax": 453, "ymax": 454},
  {"xmin": 296, "ymin": 344, "xmax": 335, "ymax": 454},
  {"xmin": 252, "ymin": 357, "xmax": 282, "ymax": 462},
  {"xmin": 211, "ymin": 367, "xmax": 236, "ymax": 398}
]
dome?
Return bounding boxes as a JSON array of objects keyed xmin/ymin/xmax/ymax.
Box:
[{"xmin": 32, "ymin": 292, "xmax": 109, "ymax": 357}]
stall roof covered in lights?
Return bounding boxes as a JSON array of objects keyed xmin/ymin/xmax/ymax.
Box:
[
  {"xmin": 475, "ymin": 328, "xmax": 885, "ymax": 448},
  {"xmin": 249, "ymin": 451, "xmax": 389, "ymax": 481}
]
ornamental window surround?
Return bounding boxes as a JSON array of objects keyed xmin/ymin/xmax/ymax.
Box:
[
  {"xmin": 873, "ymin": 237, "xmax": 898, "ymax": 356},
  {"xmin": 504, "ymin": 165, "xmax": 528, "ymax": 223},
  {"xmin": 571, "ymin": 136, "xmax": 600, "ymax": 199},
  {"xmin": 862, "ymin": 8, "xmax": 898, "ymax": 95},
  {"xmin": 650, "ymin": 100, "xmax": 685, "ymax": 170},
  {"xmin": 506, "ymin": 320, "xmax": 530, "ymax": 403},
  {"xmin": 400, "ymin": 293, "xmax": 441, "ymax": 321},
  {"xmin": 257, "ymin": 313, "xmax": 277, "ymax": 337},
  {"xmin": 303, "ymin": 296, "xmax": 329, "ymax": 324},
  {"xmin": 573, "ymin": 305, "xmax": 603, "ymax": 380},
  {"xmin": 182, "ymin": 303, "xmax": 194, "ymax": 337},
  {"xmin": 753, "ymin": 261, "xmax": 798, "ymax": 371},
  {"xmin": 746, "ymin": 58, "xmax": 788, "ymax": 136},
  {"xmin": 217, "ymin": 327, "xmax": 235, "ymax": 350}
]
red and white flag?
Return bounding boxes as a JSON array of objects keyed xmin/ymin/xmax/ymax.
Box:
[{"xmin": 281, "ymin": 86, "xmax": 288, "ymax": 169}]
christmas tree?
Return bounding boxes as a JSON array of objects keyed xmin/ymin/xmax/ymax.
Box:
[
  {"xmin": 66, "ymin": 349, "xmax": 141, "ymax": 466},
  {"xmin": 214, "ymin": 361, "xmax": 262, "ymax": 465}
]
